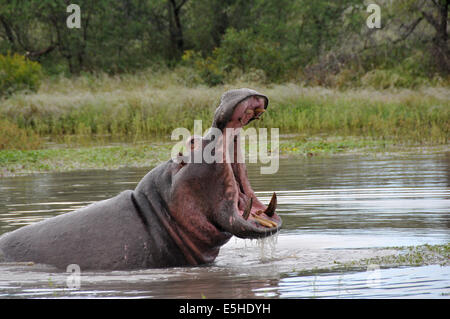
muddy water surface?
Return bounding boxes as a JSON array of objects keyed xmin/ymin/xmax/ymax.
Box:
[{"xmin": 0, "ymin": 153, "xmax": 449, "ymax": 298}]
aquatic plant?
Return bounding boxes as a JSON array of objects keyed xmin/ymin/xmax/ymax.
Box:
[{"xmin": 336, "ymin": 243, "xmax": 450, "ymax": 269}]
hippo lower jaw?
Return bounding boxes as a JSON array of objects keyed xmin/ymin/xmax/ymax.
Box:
[
  {"xmin": 212, "ymin": 96, "xmax": 282, "ymax": 239},
  {"xmin": 216, "ymin": 160, "xmax": 282, "ymax": 240}
]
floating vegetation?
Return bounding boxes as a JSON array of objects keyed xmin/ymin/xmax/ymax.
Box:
[{"xmin": 335, "ymin": 243, "xmax": 450, "ymax": 270}]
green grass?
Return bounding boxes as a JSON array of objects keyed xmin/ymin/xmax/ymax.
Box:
[
  {"xmin": 279, "ymin": 136, "xmax": 394, "ymax": 156},
  {"xmin": 261, "ymin": 86, "xmax": 449, "ymax": 145},
  {"xmin": 1, "ymin": 135, "xmax": 447, "ymax": 177},
  {"xmin": 0, "ymin": 119, "xmax": 42, "ymax": 150},
  {"xmin": 0, "ymin": 72, "xmax": 448, "ymax": 174},
  {"xmin": 0, "ymin": 73, "xmax": 448, "ymax": 150},
  {"xmin": 0, "ymin": 143, "xmax": 172, "ymax": 176}
]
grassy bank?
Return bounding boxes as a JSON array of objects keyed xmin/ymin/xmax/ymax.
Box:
[
  {"xmin": 0, "ymin": 74, "xmax": 449, "ymax": 150},
  {"xmin": 0, "ymin": 73, "xmax": 449, "ymax": 175},
  {"xmin": 0, "ymin": 142, "xmax": 173, "ymax": 177},
  {"xmin": 1, "ymin": 135, "xmax": 448, "ymax": 177}
]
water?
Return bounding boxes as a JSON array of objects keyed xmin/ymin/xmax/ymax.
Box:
[{"xmin": 0, "ymin": 153, "xmax": 449, "ymax": 298}]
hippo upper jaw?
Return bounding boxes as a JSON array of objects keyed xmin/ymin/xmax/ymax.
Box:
[{"xmin": 210, "ymin": 92, "xmax": 282, "ymax": 239}]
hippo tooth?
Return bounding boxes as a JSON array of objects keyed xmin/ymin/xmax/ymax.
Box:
[
  {"xmin": 253, "ymin": 215, "xmax": 277, "ymax": 228},
  {"xmin": 264, "ymin": 192, "xmax": 277, "ymax": 217},
  {"xmin": 242, "ymin": 197, "xmax": 252, "ymax": 220},
  {"xmin": 255, "ymin": 108, "xmax": 265, "ymax": 113}
]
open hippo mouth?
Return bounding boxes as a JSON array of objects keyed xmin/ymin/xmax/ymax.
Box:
[
  {"xmin": 209, "ymin": 89, "xmax": 282, "ymax": 239},
  {"xmin": 229, "ymin": 160, "xmax": 280, "ymax": 237},
  {"xmin": 0, "ymin": 88, "xmax": 281, "ymax": 270}
]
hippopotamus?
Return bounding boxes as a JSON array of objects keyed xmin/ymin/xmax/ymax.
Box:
[{"xmin": 0, "ymin": 88, "xmax": 282, "ymax": 270}]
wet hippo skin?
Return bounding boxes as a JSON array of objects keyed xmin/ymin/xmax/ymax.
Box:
[{"xmin": 0, "ymin": 88, "xmax": 282, "ymax": 270}]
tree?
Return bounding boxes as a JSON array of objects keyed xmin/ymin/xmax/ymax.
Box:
[
  {"xmin": 167, "ymin": 0, "xmax": 188, "ymax": 59},
  {"xmin": 422, "ymin": 0, "xmax": 449, "ymax": 74},
  {"xmin": 384, "ymin": 0, "xmax": 449, "ymax": 75},
  {"xmin": 0, "ymin": 2, "xmax": 56, "ymax": 60}
]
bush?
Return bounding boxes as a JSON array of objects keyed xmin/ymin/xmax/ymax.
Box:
[
  {"xmin": 361, "ymin": 69, "xmax": 427, "ymax": 89},
  {"xmin": 182, "ymin": 50, "xmax": 224, "ymax": 86},
  {"xmin": 0, "ymin": 53, "xmax": 43, "ymax": 96},
  {"xmin": 215, "ymin": 28, "xmax": 286, "ymax": 81},
  {"xmin": 182, "ymin": 28, "xmax": 286, "ymax": 85}
]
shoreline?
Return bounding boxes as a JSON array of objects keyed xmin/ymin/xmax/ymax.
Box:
[{"xmin": 1, "ymin": 137, "xmax": 448, "ymax": 177}]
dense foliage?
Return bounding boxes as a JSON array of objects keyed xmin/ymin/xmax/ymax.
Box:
[
  {"xmin": 0, "ymin": 0, "xmax": 448, "ymax": 85},
  {"xmin": 0, "ymin": 53, "xmax": 42, "ymax": 95}
]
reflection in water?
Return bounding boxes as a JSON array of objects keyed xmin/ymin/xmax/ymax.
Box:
[
  {"xmin": 0, "ymin": 153, "xmax": 449, "ymax": 298},
  {"xmin": 274, "ymin": 265, "xmax": 450, "ymax": 299}
]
